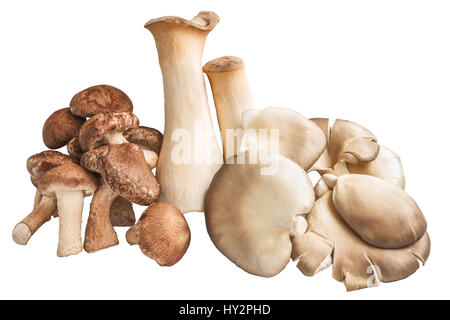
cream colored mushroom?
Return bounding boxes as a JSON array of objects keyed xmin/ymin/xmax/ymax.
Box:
[
  {"xmin": 203, "ymin": 56, "xmax": 255, "ymax": 159},
  {"xmin": 205, "ymin": 153, "xmax": 315, "ymax": 277},
  {"xmin": 291, "ymin": 192, "xmax": 430, "ymax": 291},
  {"xmin": 145, "ymin": 11, "xmax": 223, "ymax": 213}
]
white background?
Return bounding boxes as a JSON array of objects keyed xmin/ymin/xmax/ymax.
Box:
[{"xmin": 0, "ymin": 0, "xmax": 448, "ymax": 299}]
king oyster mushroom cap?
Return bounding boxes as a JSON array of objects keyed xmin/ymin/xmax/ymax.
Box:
[
  {"xmin": 291, "ymin": 192, "xmax": 431, "ymax": 291},
  {"xmin": 13, "ymin": 151, "xmax": 78, "ymax": 245},
  {"xmin": 241, "ymin": 107, "xmax": 327, "ymax": 171},
  {"xmin": 205, "ymin": 153, "xmax": 315, "ymax": 277},
  {"xmin": 347, "ymin": 145, "xmax": 406, "ymax": 189},
  {"xmin": 78, "ymin": 112, "xmax": 139, "ymax": 151},
  {"xmin": 330, "ymin": 174, "xmax": 427, "ymax": 249},
  {"xmin": 42, "ymin": 108, "xmax": 86, "ymax": 149},
  {"xmin": 203, "ymin": 56, "xmax": 255, "ymax": 159},
  {"xmin": 38, "ymin": 163, "xmax": 97, "ymax": 257},
  {"xmin": 126, "ymin": 202, "xmax": 190, "ymax": 266},
  {"xmin": 123, "ymin": 126, "xmax": 163, "ymax": 168},
  {"xmin": 145, "ymin": 11, "xmax": 223, "ymax": 213},
  {"xmin": 310, "ymin": 118, "xmax": 380, "ymax": 174},
  {"xmin": 70, "ymin": 84, "xmax": 133, "ymax": 117}
]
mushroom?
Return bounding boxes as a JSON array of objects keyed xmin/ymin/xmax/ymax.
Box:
[
  {"xmin": 42, "ymin": 108, "xmax": 86, "ymax": 149},
  {"xmin": 109, "ymin": 196, "xmax": 136, "ymax": 226},
  {"xmin": 70, "ymin": 84, "xmax": 133, "ymax": 117},
  {"xmin": 67, "ymin": 137, "xmax": 83, "ymax": 161},
  {"xmin": 205, "ymin": 153, "xmax": 315, "ymax": 277},
  {"xmin": 126, "ymin": 202, "xmax": 190, "ymax": 266},
  {"xmin": 324, "ymin": 174, "xmax": 427, "ymax": 249},
  {"xmin": 241, "ymin": 107, "xmax": 327, "ymax": 171},
  {"xmin": 13, "ymin": 151, "xmax": 77, "ymax": 245},
  {"xmin": 78, "ymin": 112, "xmax": 139, "ymax": 151},
  {"xmin": 145, "ymin": 11, "xmax": 223, "ymax": 213},
  {"xmin": 81, "ymin": 143, "xmax": 160, "ymax": 252},
  {"xmin": 37, "ymin": 163, "xmax": 97, "ymax": 257},
  {"xmin": 123, "ymin": 126, "xmax": 163, "ymax": 168},
  {"xmin": 203, "ymin": 56, "xmax": 255, "ymax": 159},
  {"xmin": 291, "ymin": 191, "xmax": 431, "ymax": 291}
]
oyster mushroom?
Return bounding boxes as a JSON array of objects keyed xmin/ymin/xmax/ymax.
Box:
[
  {"xmin": 37, "ymin": 163, "xmax": 97, "ymax": 257},
  {"xmin": 291, "ymin": 192, "xmax": 430, "ymax": 291},
  {"xmin": 81, "ymin": 143, "xmax": 160, "ymax": 252},
  {"xmin": 145, "ymin": 11, "xmax": 223, "ymax": 213},
  {"xmin": 205, "ymin": 154, "xmax": 315, "ymax": 277},
  {"xmin": 13, "ymin": 151, "xmax": 77, "ymax": 245},
  {"xmin": 203, "ymin": 56, "xmax": 255, "ymax": 159},
  {"xmin": 70, "ymin": 84, "xmax": 133, "ymax": 117},
  {"xmin": 126, "ymin": 202, "xmax": 190, "ymax": 266}
]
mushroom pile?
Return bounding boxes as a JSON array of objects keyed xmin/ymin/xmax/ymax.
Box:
[
  {"xmin": 13, "ymin": 11, "xmax": 430, "ymax": 291},
  {"xmin": 13, "ymin": 84, "xmax": 190, "ymax": 264}
]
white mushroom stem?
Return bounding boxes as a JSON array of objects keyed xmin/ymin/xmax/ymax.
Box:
[
  {"xmin": 146, "ymin": 12, "xmax": 223, "ymax": 212},
  {"xmin": 102, "ymin": 131, "xmax": 128, "ymax": 145},
  {"xmin": 55, "ymin": 190, "xmax": 84, "ymax": 257},
  {"xmin": 203, "ymin": 56, "xmax": 255, "ymax": 159},
  {"xmin": 12, "ymin": 196, "xmax": 57, "ymax": 245},
  {"xmin": 84, "ymin": 181, "xmax": 119, "ymax": 252}
]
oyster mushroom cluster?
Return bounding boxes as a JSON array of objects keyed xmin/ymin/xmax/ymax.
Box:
[
  {"xmin": 12, "ymin": 85, "xmax": 190, "ymax": 264},
  {"xmin": 12, "ymin": 10, "xmax": 430, "ymax": 291}
]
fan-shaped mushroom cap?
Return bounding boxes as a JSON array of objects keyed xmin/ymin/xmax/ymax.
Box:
[
  {"xmin": 126, "ymin": 202, "xmax": 190, "ymax": 266},
  {"xmin": 241, "ymin": 107, "xmax": 326, "ymax": 171},
  {"xmin": 205, "ymin": 154, "xmax": 315, "ymax": 277},
  {"xmin": 310, "ymin": 119, "xmax": 380, "ymax": 174},
  {"xmin": 38, "ymin": 163, "xmax": 98, "ymax": 197},
  {"xmin": 42, "ymin": 108, "xmax": 86, "ymax": 149},
  {"xmin": 81, "ymin": 143, "xmax": 160, "ymax": 205},
  {"xmin": 145, "ymin": 11, "xmax": 220, "ymax": 33},
  {"xmin": 347, "ymin": 145, "xmax": 405, "ymax": 189},
  {"xmin": 27, "ymin": 151, "xmax": 77, "ymax": 186},
  {"xmin": 67, "ymin": 137, "xmax": 83, "ymax": 161},
  {"xmin": 331, "ymin": 174, "xmax": 427, "ymax": 249},
  {"xmin": 291, "ymin": 192, "xmax": 430, "ymax": 291},
  {"xmin": 78, "ymin": 112, "xmax": 139, "ymax": 151},
  {"xmin": 70, "ymin": 84, "xmax": 133, "ymax": 117}
]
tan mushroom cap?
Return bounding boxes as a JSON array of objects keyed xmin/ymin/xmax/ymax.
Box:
[
  {"xmin": 291, "ymin": 192, "xmax": 430, "ymax": 291},
  {"xmin": 241, "ymin": 107, "xmax": 326, "ymax": 171},
  {"xmin": 78, "ymin": 112, "xmax": 139, "ymax": 151},
  {"xmin": 70, "ymin": 85, "xmax": 133, "ymax": 117},
  {"xmin": 347, "ymin": 145, "xmax": 406, "ymax": 189},
  {"xmin": 67, "ymin": 137, "xmax": 83, "ymax": 161},
  {"xmin": 145, "ymin": 11, "xmax": 220, "ymax": 33},
  {"xmin": 310, "ymin": 119, "xmax": 380, "ymax": 174},
  {"xmin": 331, "ymin": 174, "xmax": 427, "ymax": 249},
  {"xmin": 205, "ymin": 154, "xmax": 315, "ymax": 277},
  {"xmin": 42, "ymin": 108, "xmax": 86, "ymax": 149},
  {"xmin": 127, "ymin": 202, "xmax": 190, "ymax": 266},
  {"xmin": 203, "ymin": 56, "xmax": 245, "ymax": 73},
  {"xmin": 81, "ymin": 143, "xmax": 160, "ymax": 205},
  {"xmin": 123, "ymin": 126, "xmax": 163, "ymax": 154},
  {"xmin": 38, "ymin": 163, "xmax": 98, "ymax": 197},
  {"xmin": 27, "ymin": 151, "xmax": 77, "ymax": 187}
]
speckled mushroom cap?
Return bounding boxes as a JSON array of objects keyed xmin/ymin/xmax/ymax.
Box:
[
  {"xmin": 27, "ymin": 151, "xmax": 78, "ymax": 187},
  {"xmin": 202, "ymin": 56, "xmax": 245, "ymax": 73},
  {"xmin": 133, "ymin": 202, "xmax": 190, "ymax": 266},
  {"xmin": 123, "ymin": 126, "xmax": 163, "ymax": 154},
  {"xmin": 38, "ymin": 163, "xmax": 98, "ymax": 198},
  {"xmin": 81, "ymin": 143, "xmax": 160, "ymax": 205},
  {"xmin": 70, "ymin": 85, "xmax": 133, "ymax": 117},
  {"xmin": 78, "ymin": 112, "xmax": 139, "ymax": 151},
  {"xmin": 291, "ymin": 192, "xmax": 430, "ymax": 291},
  {"xmin": 42, "ymin": 108, "xmax": 86, "ymax": 149}
]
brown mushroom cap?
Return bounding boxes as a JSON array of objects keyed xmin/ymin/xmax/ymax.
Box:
[
  {"xmin": 81, "ymin": 143, "xmax": 160, "ymax": 205},
  {"xmin": 123, "ymin": 126, "xmax": 163, "ymax": 154},
  {"xmin": 38, "ymin": 163, "xmax": 98, "ymax": 197},
  {"xmin": 332, "ymin": 174, "xmax": 427, "ymax": 249},
  {"xmin": 202, "ymin": 56, "xmax": 245, "ymax": 73},
  {"xmin": 130, "ymin": 202, "xmax": 190, "ymax": 266},
  {"xmin": 78, "ymin": 112, "xmax": 139, "ymax": 151},
  {"xmin": 27, "ymin": 151, "xmax": 77, "ymax": 187},
  {"xmin": 67, "ymin": 137, "xmax": 84, "ymax": 161},
  {"xmin": 70, "ymin": 85, "xmax": 133, "ymax": 117},
  {"xmin": 291, "ymin": 192, "xmax": 430, "ymax": 291},
  {"xmin": 42, "ymin": 108, "xmax": 85, "ymax": 149}
]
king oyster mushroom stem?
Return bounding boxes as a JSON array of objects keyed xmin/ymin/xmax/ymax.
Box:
[
  {"xmin": 145, "ymin": 11, "xmax": 223, "ymax": 213},
  {"xmin": 203, "ymin": 56, "xmax": 255, "ymax": 159}
]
